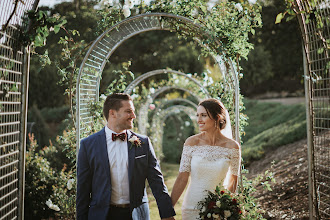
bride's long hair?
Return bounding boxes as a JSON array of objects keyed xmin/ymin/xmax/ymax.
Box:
[{"xmin": 198, "ymin": 98, "xmax": 233, "ymax": 139}]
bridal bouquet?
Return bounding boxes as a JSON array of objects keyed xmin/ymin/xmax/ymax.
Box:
[{"xmin": 197, "ymin": 186, "xmax": 242, "ymax": 220}]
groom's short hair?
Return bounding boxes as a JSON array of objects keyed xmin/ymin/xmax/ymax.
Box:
[{"xmin": 103, "ymin": 93, "xmax": 133, "ymax": 121}]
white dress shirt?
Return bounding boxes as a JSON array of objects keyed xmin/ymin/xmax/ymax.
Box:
[{"xmin": 105, "ymin": 126, "xmax": 130, "ymax": 205}]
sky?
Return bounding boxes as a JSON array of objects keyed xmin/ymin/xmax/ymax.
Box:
[{"xmin": 39, "ymin": 0, "xmax": 67, "ymax": 7}]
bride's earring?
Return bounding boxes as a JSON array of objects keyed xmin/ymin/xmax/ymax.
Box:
[{"xmin": 214, "ymin": 121, "xmax": 217, "ymax": 128}]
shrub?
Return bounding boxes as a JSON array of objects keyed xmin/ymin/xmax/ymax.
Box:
[{"xmin": 25, "ymin": 134, "xmax": 57, "ymax": 219}]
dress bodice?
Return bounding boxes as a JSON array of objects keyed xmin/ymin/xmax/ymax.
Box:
[{"xmin": 179, "ymin": 145, "xmax": 241, "ymax": 219}]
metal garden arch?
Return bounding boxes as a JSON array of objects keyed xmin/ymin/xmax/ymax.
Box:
[
  {"xmin": 76, "ymin": 13, "xmax": 241, "ymax": 150},
  {"xmin": 136, "ymin": 85, "xmax": 204, "ymax": 134},
  {"xmin": 123, "ymin": 69, "xmax": 210, "ymax": 134},
  {"xmin": 149, "ymin": 98, "xmax": 199, "ymax": 138},
  {"xmin": 124, "ymin": 69, "xmax": 210, "ymax": 96},
  {"xmin": 294, "ymin": 1, "xmax": 330, "ymax": 218},
  {"xmin": 150, "ymin": 105, "xmax": 198, "ymax": 156}
]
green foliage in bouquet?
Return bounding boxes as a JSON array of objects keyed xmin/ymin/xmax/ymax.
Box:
[
  {"xmin": 197, "ymin": 186, "xmax": 242, "ymax": 220},
  {"xmin": 197, "ymin": 166, "xmax": 275, "ymax": 220}
]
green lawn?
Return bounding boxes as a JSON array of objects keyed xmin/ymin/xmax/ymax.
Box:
[
  {"xmin": 242, "ymin": 99, "xmax": 307, "ymax": 165},
  {"xmin": 147, "ymin": 162, "xmax": 187, "ymax": 219}
]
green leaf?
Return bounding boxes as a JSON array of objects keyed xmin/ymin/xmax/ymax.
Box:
[
  {"xmin": 275, "ymin": 13, "xmax": 284, "ymax": 24},
  {"xmin": 251, "ymin": 29, "xmax": 255, "ymax": 35},
  {"xmin": 11, "ymin": 83, "xmax": 18, "ymax": 92},
  {"xmin": 286, "ymin": 15, "xmax": 295, "ymax": 22},
  {"xmin": 317, "ymin": 48, "xmax": 324, "ymax": 54},
  {"xmin": 200, "ymin": 5, "xmax": 207, "ymax": 14},
  {"xmin": 34, "ymin": 35, "xmax": 44, "ymax": 47},
  {"xmin": 53, "ymin": 25, "xmax": 61, "ymax": 34},
  {"xmin": 60, "ymin": 19, "xmax": 67, "ymax": 26}
]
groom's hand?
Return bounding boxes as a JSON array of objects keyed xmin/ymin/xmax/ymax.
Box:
[{"xmin": 161, "ymin": 217, "xmax": 175, "ymax": 220}]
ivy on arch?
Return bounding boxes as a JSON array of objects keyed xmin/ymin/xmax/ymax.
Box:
[{"xmin": 76, "ymin": 4, "xmax": 260, "ymax": 148}]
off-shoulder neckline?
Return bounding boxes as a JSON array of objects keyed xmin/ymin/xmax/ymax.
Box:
[{"xmin": 183, "ymin": 145, "xmax": 239, "ymax": 150}]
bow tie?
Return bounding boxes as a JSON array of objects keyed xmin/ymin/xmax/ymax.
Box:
[{"xmin": 112, "ymin": 132, "xmax": 127, "ymax": 141}]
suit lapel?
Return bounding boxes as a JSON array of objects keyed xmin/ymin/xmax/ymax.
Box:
[
  {"xmin": 98, "ymin": 128, "xmax": 111, "ymax": 181},
  {"xmin": 127, "ymin": 130, "xmax": 135, "ymax": 184}
]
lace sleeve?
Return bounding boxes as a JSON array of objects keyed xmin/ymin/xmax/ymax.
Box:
[
  {"xmin": 229, "ymin": 148, "xmax": 241, "ymax": 176},
  {"xmin": 179, "ymin": 146, "xmax": 193, "ymax": 172}
]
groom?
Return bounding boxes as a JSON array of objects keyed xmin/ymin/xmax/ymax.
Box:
[{"xmin": 76, "ymin": 93, "xmax": 176, "ymax": 220}]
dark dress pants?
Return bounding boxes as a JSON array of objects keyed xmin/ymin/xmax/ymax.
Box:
[{"xmin": 107, "ymin": 206, "xmax": 132, "ymax": 220}]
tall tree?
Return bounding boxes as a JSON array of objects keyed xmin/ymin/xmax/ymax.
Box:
[{"xmin": 240, "ymin": 0, "xmax": 304, "ymax": 97}]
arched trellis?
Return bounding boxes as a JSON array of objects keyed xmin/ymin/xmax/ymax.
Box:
[
  {"xmin": 137, "ymin": 86, "xmax": 204, "ymax": 134},
  {"xmin": 149, "ymin": 98, "xmax": 199, "ymax": 137},
  {"xmin": 153, "ymin": 98, "xmax": 198, "ymax": 112},
  {"xmin": 0, "ymin": 0, "xmax": 37, "ymax": 219},
  {"xmin": 294, "ymin": 1, "xmax": 330, "ymax": 218},
  {"xmin": 124, "ymin": 69, "xmax": 210, "ymax": 97},
  {"xmin": 76, "ymin": 13, "xmax": 240, "ymax": 150},
  {"xmin": 150, "ymin": 105, "xmax": 198, "ymax": 156}
]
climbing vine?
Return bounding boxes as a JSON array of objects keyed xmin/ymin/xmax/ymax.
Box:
[
  {"xmin": 19, "ymin": 0, "xmax": 264, "ymax": 218},
  {"xmin": 97, "ymin": 0, "xmax": 262, "ymax": 61}
]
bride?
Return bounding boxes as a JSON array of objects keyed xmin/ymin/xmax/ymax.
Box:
[{"xmin": 171, "ymin": 98, "xmax": 241, "ymax": 219}]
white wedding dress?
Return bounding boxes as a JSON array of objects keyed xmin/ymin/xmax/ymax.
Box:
[{"xmin": 179, "ymin": 145, "xmax": 240, "ymax": 220}]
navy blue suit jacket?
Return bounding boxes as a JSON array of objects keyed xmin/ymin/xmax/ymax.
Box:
[{"xmin": 76, "ymin": 128, "xmax": 175, "ymax": 220}]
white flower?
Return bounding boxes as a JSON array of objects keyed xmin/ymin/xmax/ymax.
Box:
[
  {"xmin": 224, "ymin": 210, "xmax": 232, "ymax": 218},
  {"xmin": 202, "ymin": 206, "xmax": 206, "ymax": 212},
  {"xmin": 150, "ymin": 88, "xmax": 155, "ymax": 93},
  {"xmin": 185, "ymin": 121, "xmax": 190, "ymax": 127},
  {"xmin": 123, "ymin": 5, "xmax": 131, "ymax": 18},
  {"xmin": 143, "ymin": 0, "xmax": 152, "ymax": 5},
  {"xmin": 125, "ymin": 0, "xmax": 135, "ymax": 8},
  {"xmin": 248, "ymin": 0, "xmax": 257, "ymax": 4},
  {"xmin": 129, "ymin": 135, "xmax": 138, "ymax": 142},
  {"xmin": 46, "ymin": 199, "xmax": 60, "ymax": 211},
  {"xmin": 216, "ymin": 200, "xmax": 221, "ymax": 207},
  {"xmin": 129, "ymin": 135, "xmax": 141, "ymax": 147},
  {"xmin": 235, "ymin": 3, "xmax": 243, "ymax": 12},
  {"xmin": 129, "ymin": 135, "xmax": 139, "ymax": 143},
  {"xmin": 207, "ymin": 213, "xmax": 212, "ymax": 218},
  {"xmin": 67, "ymin": 178, "xmax": 75, "ymax": 190},
  {"xmin": 46, "ymin": 199, "xmax": 52, "ymax": 207},
  {"xmin": 101, "ymin": 0, "xmax": 114, "ymax": 6},
  {"xmin": 131, "ymin": 94, "xmax": 138, "ymax": 99},
  {"xmin": 51, "ymin": 204, "xmax": 60, "ymax": 212},
  {"xmin": 100, "ymin": 94, "xmax": 107, "ymax": 100},
  {"xmin": 212, "ymin": 213, "xmax": 220, "ymax": 219}
]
